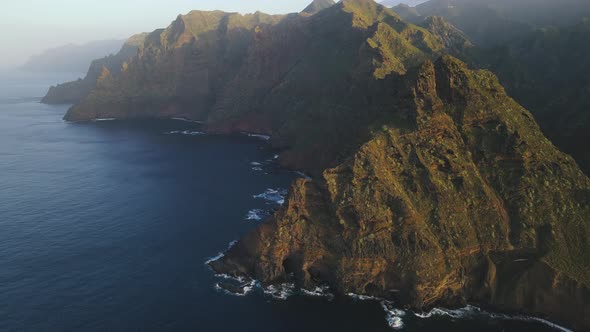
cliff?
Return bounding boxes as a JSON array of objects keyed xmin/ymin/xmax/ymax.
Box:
[
  {"xmin": 62, "ymin": 0, "xmax": 466, "ymax": 173},
  {"xmin": 212, "ymin": 56, "xmax": 590, "ymax": 330}
]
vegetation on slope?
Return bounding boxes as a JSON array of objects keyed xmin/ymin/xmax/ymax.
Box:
[{"xmin": 214, "ymin": 56, "xmax": 590, "ymax": 329}]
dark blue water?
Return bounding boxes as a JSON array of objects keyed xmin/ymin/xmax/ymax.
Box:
[{"xmin": 0, "ymin": 71, "xmax": 569, "ymax": 332}]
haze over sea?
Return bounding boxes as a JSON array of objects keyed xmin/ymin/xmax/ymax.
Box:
[{"xmin": 0, "ymin": 71, "xmax": 567, "ymax": 331}]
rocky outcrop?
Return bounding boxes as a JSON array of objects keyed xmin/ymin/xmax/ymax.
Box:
[{"xmin": 212, "ymin": 56, "xmax": 590, "ymax": 330}]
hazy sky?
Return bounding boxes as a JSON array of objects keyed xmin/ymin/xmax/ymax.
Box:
[{"xmin": 0, "ymin": 0, "xmax": 412, "ymax": 68}]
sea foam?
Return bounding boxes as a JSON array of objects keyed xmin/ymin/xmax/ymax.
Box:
[
  {"xmin": 165, "ymin": 130, "xmax": 206, "ymax": 136},
  {"xmin": 204, "ymin": 240, "xmax": 237, "ymax": 265},
  {"xmin": 242, "ymin": 132, "xmax": 271, "ymax": 140},
  {"xmin": 253, "ymin": 188, "xmax": 287, "ymax": 205},
  {"xmin": 170, "ymin": 117, "xmax": 204, "ymax": 124},
  {"xmin": 414, "ymin": 305, "xmax": 573, "ymax": 332},
  {"xmin": 245, "ymin": 209, "xmax": 269, "ymax": 221}
]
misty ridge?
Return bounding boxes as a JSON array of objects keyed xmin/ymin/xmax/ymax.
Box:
[{"xmin": 21, "ymin": 40, "xmax": 125, "ymax": 73}]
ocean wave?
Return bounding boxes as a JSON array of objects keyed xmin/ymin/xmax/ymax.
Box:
[
  {"xmin": 253, "ymin": 188, "xmax": 287, "ymax": 205},
  {"xmin": 414, "ymin": 305, "xmax": 573, "ymax": 332},
  {"xmin": 301, "ymin": 285, "xmax": 334, "ymax": 299},
  {"xmin": 242, "ymin": 132, "xmax": 271, "ymax": 140},
  {"xmin": 263, "ymin": 283, "xmax": 296, "ymax": 300},
  {"xmin": 170, "ymin": 117, "xmax": 204, "ymax": 124},
  {"xmin": 165, "ymin": 130, "xmax": 206, "ymax": 136},
  {"xmin": 346, "ymin": 293, "xmax": 383, "ymax": 301},
  {"xmin": 347, "ymin": 293, "xmax": 406, "ymax": 330},
  {"xmin": 204, "ymin": 240, "xmax": 237, "ymax": 265},
  {"xmin": 250, "ymin": 162, "xmax": 264, "ymax": 172},
  {"xmin": 382, "ymin": 301, "xmax": 406, "ymax": 330},
  {"xmin": 93, "ymin": 118, "xmax": 116, "ymax": 121},
  {"xmin": 215, "ymin": 279, "xmax": 257, "ymax": 297},
  {"xmin": 245, "ymin": 209, "xmax": 269, "ymax": 221}
]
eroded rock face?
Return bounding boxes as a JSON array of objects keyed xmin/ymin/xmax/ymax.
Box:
[{"xmin": 213, "ymin": 57, "xmax": 590, "ymax": 330}]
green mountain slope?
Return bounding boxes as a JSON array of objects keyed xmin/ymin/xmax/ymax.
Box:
[
  {"xmin": 213, "ymin": 56, "xmax": 590, "ymax": 330},
  {"xmin": 475, "ymin": 19, "xmax": 590, "ymax": 175}
]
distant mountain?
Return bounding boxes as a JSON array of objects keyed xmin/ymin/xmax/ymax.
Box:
[
  {"xmin": 302, "ymin": 0, "xmax": 336, "ymax": 14},
  {"xmin": 42, "ymin": 33, "xmax": 147, "ymax": 104},
  {"xmin": 414, "ymin": 0, "xmax": 590, "ymax": 46},
  {"xmin": 380, "ymin": 0, "xmax": 427, "ymax": 7},
  {"xmin": 21, "ymin": 40, "xmax": 125, "ymax": 73},
  {"xmin": 43, "ymin": 1, "xmax": 590, "ymax": 330},
  {"xmin": 390, "ymin": 3, "xmax": 422, "ymax": 22}
]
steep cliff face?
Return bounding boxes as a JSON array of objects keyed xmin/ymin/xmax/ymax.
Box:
[
  {"xmin": 63, "ymin": 11, "xmax": 283, "ymax": 121},
  {"xmin": 62, "ymin": 0, "xmax": 467, "ymax": 173},
  {"xmin": 212, "ymin": 56, "xmax": 590, "ymax": 330}
]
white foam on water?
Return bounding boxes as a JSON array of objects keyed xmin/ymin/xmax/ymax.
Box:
[
  {"xmin": 213, "ymin": 273, "xmax": 247, "ymax": 283},
  {"xmin": 245, "ymin": 209, "xmax": 269, "ymax": 221},
  {"xmin": 242, "ymin": 132, "xmax": 271, "ymax": 140},
  {"xmin": 93, "ymin": 118, "xmax": 116, "ymax": 121},
  {"xmin": 347, "ymin": 293, "xmax": 406, "ymax": 330},
  {"xmin": 250, "ymin": 161, "xmax": 269, "ymax": 171},
  {"xmin": 301, "ymin": 285, "xmax": 334, "ymax": 299},
  {"xmin": 204, "ymin": 240, "xmax": 238, "ymax": 265},
  {"xmin": 165, "ymin": 130, "xmax": 206, "ymax": 136},
  {"xmin": 214, "ymin": 279, "xmax": 257, "ymax": 297},
  {"xmin": 273, "ymin": 154, "xmax": 279, "ymax": 160},
  {"xmin": 171, "ymin": 117, "xmax": 204, "ymax": 124},
  {"xmin": 253, "ymin": 188, "xmax": 287, "ymax": 205},
  {"xmin": 414, "ymin": 305, "xmax": 573, "ymax": 332},
  {"xmin": 263, "ymin": 283, "xmax": 296, "ymax": 300},
  {"xmin": 346, "ymin": 293, "xmax": 383, "ymax": 301},
  {"xmin": 382, "ymin": 301, "xmax": 406, "ymax": 330}
]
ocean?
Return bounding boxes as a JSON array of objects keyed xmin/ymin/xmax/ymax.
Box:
[{"xmin": 0, "ymin": 70, "xmax": 569, "ymax": 332}]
